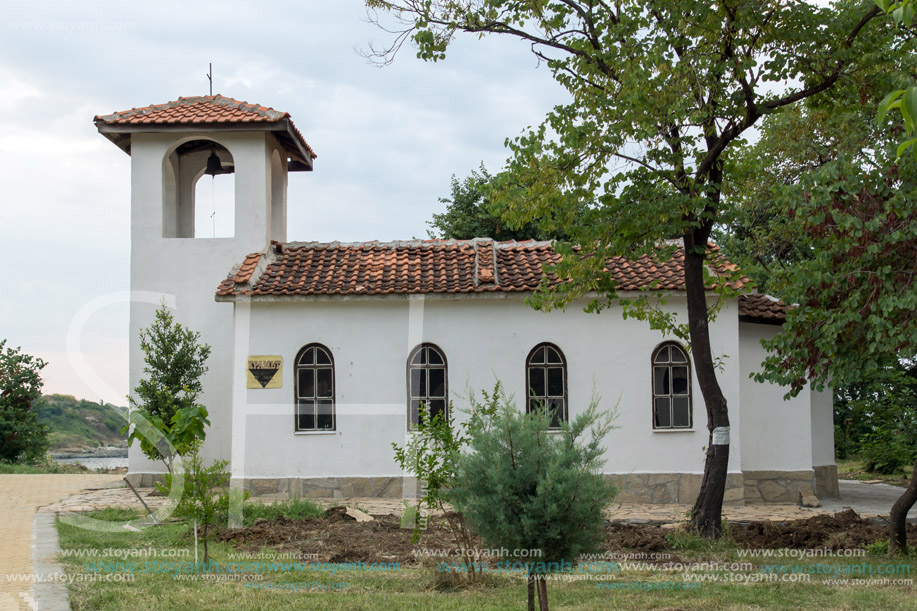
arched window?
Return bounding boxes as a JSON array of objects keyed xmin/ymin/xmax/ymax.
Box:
[
  {"xmin": 407, "ymin": 344, "xmax": 447, "ymax": 430},
  {"xmin": 652, "ymin": 343, "xmax": 692, "ymax": 429},
  {"xmin": 295, "ymin": 344, "xmax": 334, "ymax": 432},
  {"xmin": 526, "ymin": 343, "xmax": 567, "ymax": 429}
]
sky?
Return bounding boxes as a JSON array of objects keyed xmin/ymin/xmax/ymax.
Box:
[{"xmin": 0, "ymin": 1, "xmax": 570, "ymax": 405}]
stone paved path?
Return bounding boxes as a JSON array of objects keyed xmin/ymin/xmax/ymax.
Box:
[
  {"xmin": 0, "ymin": 474, "xmax": 122, "ymax": 611},
  {"xmin": 42, "ymin": 486, "xmax": 859, "ymax": 526}
]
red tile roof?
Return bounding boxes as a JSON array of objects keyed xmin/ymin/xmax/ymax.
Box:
[
  {"xmin": 216, "ymin": 239, "xmax": 751, "ymax": 300},
  {"xmin": 737, "ymin": 293, "xmax": 790, "ymax": 321},
  {"xmin": 94, "ymin": 95, "xmax": 315, "ymax": 159}
]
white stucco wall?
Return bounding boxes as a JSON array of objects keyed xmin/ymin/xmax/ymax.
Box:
[
  {"xmin": 228, "ymin": 294, "xmax": 744, "ymax": 480},
  {"xmin": 127, "ymin": 131, "xmax": 289, "ymax": 474},
  {"xmin": 810, "ymin": 386, "xmax": 835, "ymax": 467},
  {"xmin": 738, "ymin": 322, "xmax": 817, "ymax": 472}
]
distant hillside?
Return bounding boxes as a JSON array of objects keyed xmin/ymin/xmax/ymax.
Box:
[{"xmin": 34, "ymin": 394, "xmax": 128, "ymax": 452}]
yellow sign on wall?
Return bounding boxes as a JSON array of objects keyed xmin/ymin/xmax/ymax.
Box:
[{"xmin": 247, "ymin": 356, "xmax": 282, "ymax": 389}]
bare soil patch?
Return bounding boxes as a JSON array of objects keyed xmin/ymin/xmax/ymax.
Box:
[
  {"xmin": 218, "ymin": 506, "xmax": 462, "ymax": 565},
  {"xmin": 217, "ymin": 507, "xmax": 914, "ymax": 563},
  {"xmin": 730, "ymin": 508, "xmax": 917, "ymax": 551},
  {"xmin": 603, "ymin": 522, "xmax": 672, "ymax": 554}
]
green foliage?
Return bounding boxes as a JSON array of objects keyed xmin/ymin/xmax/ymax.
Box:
[
  {"xmin": 428, "ymin": 164, "xmax": 581, "ymax": 240},
  {"xmin": 875, "ymin": 0, "xmax": 916, "ymax": 25},
  {"xmin": 34, "ymin": 394, "xmax": 127, "ymax": 451},
  {"xmin": 0, "ymin": 456, "xmax": 89, "ymax": 474},
  {"xmin": 861, "ymin": 436, "xmax": 913, "ymax": 475},
  {"xmin": 447, "ymin": 386, "xmax": 616, "ymax": 579},
  {"xmin": 757, "ymin": 157, "xmax": 917, "ymax": 395},
  {"xmin": 369, "ymin": 0, "xmax": 896, "ymax": 315},
  {"xmin": 874, "ymin": 0, "xmax": 917, "ymax": 159},
  {"xmin": 833, "ymin": 394, "xmax": 873, "ymax": 461},
  {"xmin": 715, "ymin": 49, "xmax": 910, "ymax": 295},
  {"xmin": 158, "ymin": 444, "xmax": 228, "ymax": 563},
  {"xmin": 392, "ymin": 396, "xmax": 496, "ymax": 518},
  {"xmin": 127, "ymin": 303, "xmax": 212, "ymax": 471},
  {"xmin": 392, "ymin": 394, "xmax": 497, "ymax": 579},
  {"xmin": 708, "ymin": 19, "xmax": 916, "ymax": 474},
  {"xmin": 837, "ymin": 363, "xmax": 917, "ymax": 473},
  {"xmin": 865, "ymin": 539, "xmax": 891, "ymax": 556},
  {"xmin": 369, "ymin": 0, "xmax": 905, "ymax": 538},
  {"xmin": 665, "ymin": 525, "xmax": 734, "ymax": 553},
  {"xmin": 0, "ymin": 340, "xmax": 50, "ymax": 463},
  {"xmin": 233, "ymin": 497, "xmax": 325, "ymax": 526}
]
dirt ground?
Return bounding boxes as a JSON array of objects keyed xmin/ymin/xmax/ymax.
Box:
[
  {"xmin": 217, "ymin": 507, "xmax": 917, "ymax": 565},
  {"xmin": 218, "ymin": 507, "xmax": 461, "ymax": 564},
  {"xmin": 730, "ymin": 509, "xmax": 917, "ymax": 551}
]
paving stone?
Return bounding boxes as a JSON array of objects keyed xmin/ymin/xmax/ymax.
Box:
[{"xmin": 0, "ymin": 474, "xmax": 122, "ymax": 607}]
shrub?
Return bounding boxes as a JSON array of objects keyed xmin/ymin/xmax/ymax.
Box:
[
  {"xmin": 126, "ymin": 303, "xmax": 211, "ymax": 474},
  {"xmin": 0, "ymin": 340, "xmax": 50, "ymax": 463},
  {"xmin": 392, "ymin": 391, "xmax": 497, "ymax": 582},
  {"xmin": 448, "ymin": 385, "xmax": 617, "ymax": 610},
  {"xmin": 158, "ymin": 444, "xmax": 227, "ymax": 563}
]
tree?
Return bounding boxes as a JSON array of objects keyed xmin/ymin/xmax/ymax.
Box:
[
  {"xmin": 392, "ymin": 394, "xmax": 497, "ymax": 583},
  {"xmin": 715, "ymin": 61, "xmax": 902, "ymax": 293},
  {"xmin": 757, "ymin": 154, "xmax": 917, "ymax": 554},
  {"xmin": 126, "ymin": 303, "xmax": 212, "ymax": 474},
  {"xmin": 447, "ymin": 387, "xmax": 616, "ymax": 611},
  {"xmin": 843, "ymin": 364, "xmax": 917, "ymax": 474},
  {"xmin": 712, "ymin": 38, "xmax": 917, "ymax": 554},
  {"xmin": 874, "ymin": 0, "xmax": 917, "ymax": 158},
  {"xmin": 367, "ymin": 0, "xmax": 894, "ymax": 535},
  {"xmin": 0, "ymin": 340, "xmax": 50, "ymax": 463},
  {"xmin": 163, "ymin": 443, "xmax": 228, "ymax": 564},
  {"xmin": 429, "ymin": 164, "xmax": 580, "ymax": 240}
]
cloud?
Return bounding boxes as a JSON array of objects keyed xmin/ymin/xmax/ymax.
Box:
[{"xmin": 1, "ymin": 1, "xmax": 569, "ymax": 401}]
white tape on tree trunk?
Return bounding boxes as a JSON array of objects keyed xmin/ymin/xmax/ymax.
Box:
[{"xmin": 712, "ymin": 426, "xmax": 730, "ymax": 445}]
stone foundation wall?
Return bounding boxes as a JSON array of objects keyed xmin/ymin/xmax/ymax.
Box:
[
  {"xmin": 235, "ymin": 473, "xmax": 745, "ymax": 504},
  {"xmin": 814, "ymin": 464, "xmax": 840, "ymax": 498},
  {"xmin": 125, "ymin": 472, "xmax": 166, "ymax": 488},
  {"xmin": 238, "ymin": 477, "xmax": 404, "ymax": 499},
  {"xmin": 742, "ymin": 470, "xmax": 815, "ymax": 503},
  {"xmin": 134, "ymin": 469, "xmax": 835, "ymax": 505},
  {"xmin": 610, "ymin": 473, "xmax": 745, "ymax": 505}
]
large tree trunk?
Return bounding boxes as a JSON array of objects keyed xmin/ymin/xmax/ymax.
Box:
[
  {"xmin": 537, "ymin": 576, "xmax": 549, "ymax": 611},
  {"xmin": 527, "ymin": 571, "xmax": 535, "ymax": 611},
  {"xmin": 888, "ymin": 457, "xmax": 917, "ymax": 555},
  {"xmin": 683, "ymin": 231, "xmax": 731, "ymax": 537}
]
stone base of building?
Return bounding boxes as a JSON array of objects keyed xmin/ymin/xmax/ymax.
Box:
[
  {"xmin": 236, "ymin": 473, "xmax": 746, "ymax": 504},
  {"xmin": 742, "ymin": 470, "xmax": 817, "ymax": 503},
  {"xmin": 124, "ymin": 472, "xmax": 167, "ymax": 488},
  {"xmin": 236, "ymin": 477, "xmax": 405, "ymax": 499},
  {"xmin": 610, "ymin": 473, "xmax": 746, "ymax": 505},
  {"xmin": 814, "ymin": 464, "xmax": 840, "ymax": 498},
  {"xmin": 133, "ymin": 466, "xmax": 840, "ymax": 505}
]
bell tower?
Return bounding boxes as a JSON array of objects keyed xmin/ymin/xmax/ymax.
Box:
[{"xmin": 95, "ymin": 95, "xmax": 315, "ymax": 481}]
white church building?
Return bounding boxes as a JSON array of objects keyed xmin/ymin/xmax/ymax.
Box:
[{"xmin": 95, "ymin": 95, "xmax": 839, "ymax": 504}]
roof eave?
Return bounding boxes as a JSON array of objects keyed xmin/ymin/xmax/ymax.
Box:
[
  {"xmin": 94, "ymin": 119, "xmax": 315, "ymax": 169},
  {"xmin": 214, "ymin": 288, "xmax": 714, "ymax": 303}
]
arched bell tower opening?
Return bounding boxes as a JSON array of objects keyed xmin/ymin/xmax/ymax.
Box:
[
  {"xmin": 94, "ymin": 94, "xmax": 315, "ymax": 482},
  {"xmin": 162, "ymin": 139, "xmax": 236, "ymax": 239}
]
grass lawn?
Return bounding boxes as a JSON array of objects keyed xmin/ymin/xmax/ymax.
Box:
[
  {"xmin": 0, "ymin": 459, "xmax": 94, "ymax": 474},
  {"xmin": 837, "ymin": 457, "xmax": 912, "ymax": 486},
  {"xmin": 57, "ymin": 508, "xmax": 917, "ymax": 610}
]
